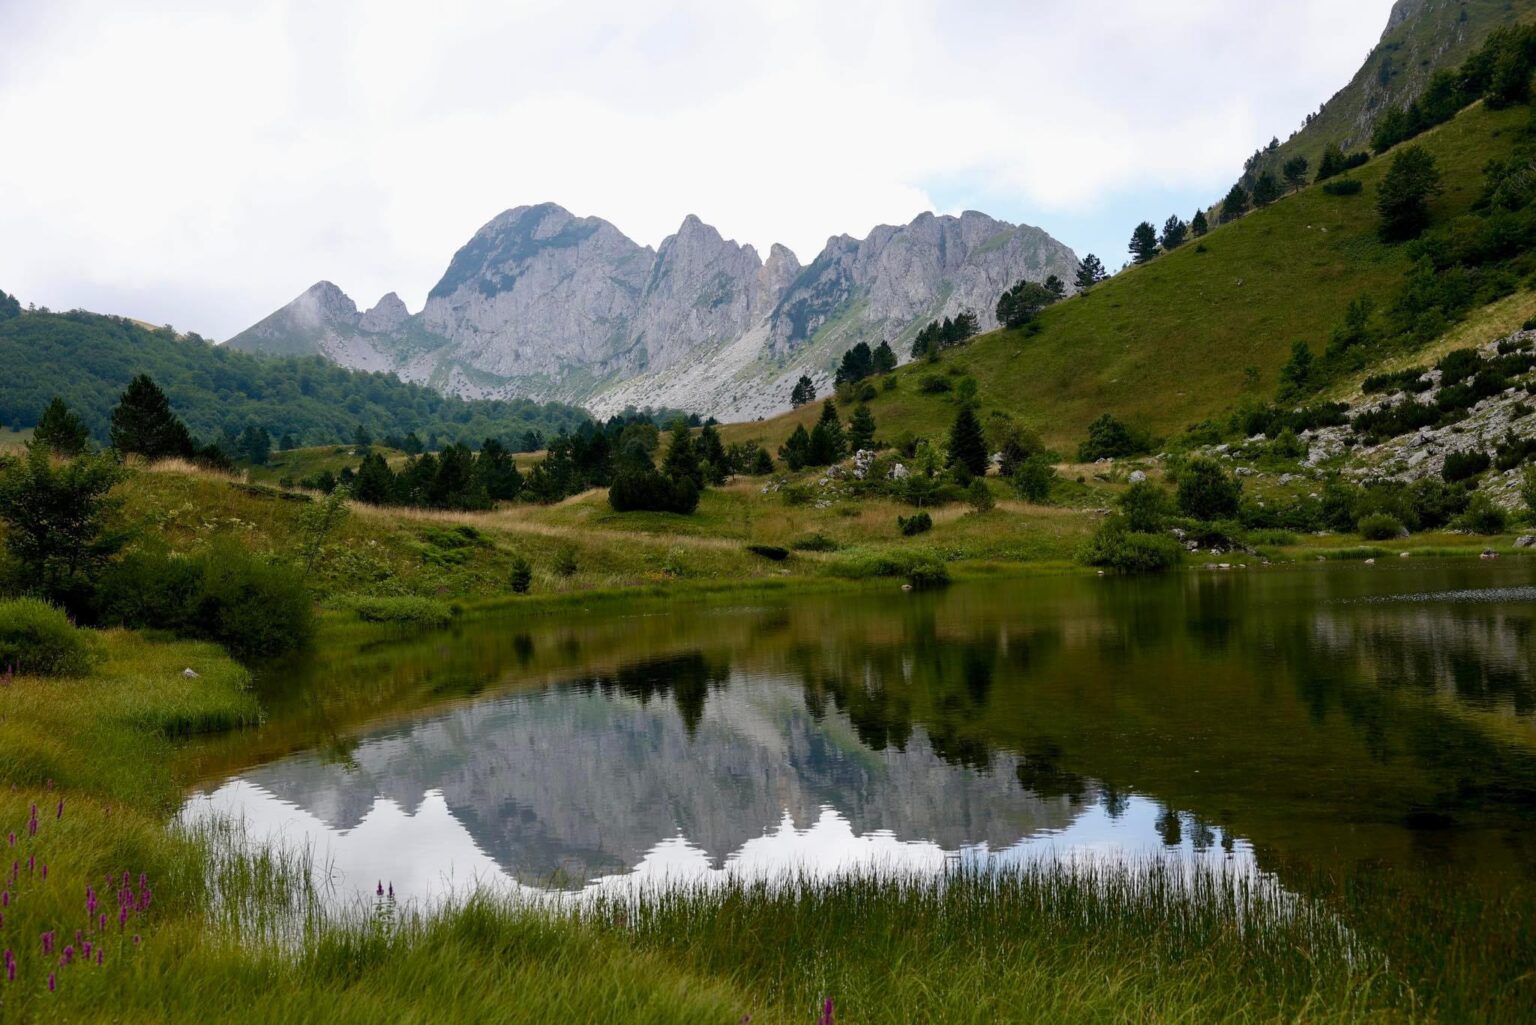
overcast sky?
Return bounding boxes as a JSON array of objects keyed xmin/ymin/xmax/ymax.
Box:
[{"xmin": 0, "ymin": 0, "xmax": 1396, "ymax": 339}]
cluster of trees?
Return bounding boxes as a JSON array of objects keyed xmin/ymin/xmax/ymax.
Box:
[
  {"xmin": 346, "ymin": 441, "xmax": 524, "ymax": 510},
  {"xmin": 1127, "ymin": 212, "xmax": 1209, "ymax": 264},
  {"xmin": 607, "ymin": 419, "xmax": 775, "ymax": 514},
  {"xmin": 833, "ymin": 340, "xmax": 898, "ymax": 386},
  {"xmin": 1315, "ymin": 145, "xmax": 1369, "ymax": 183},
  {"xmin": 1371, "ymin": 26, "xmax": 1536, "ymax": 153},
  {"xmin": 995, "ymin": 277, "xmax": 1064, "ymax": 329},
  {"xmin": 0, "ymin": 303, "xmax": 590, "ymax": 452},
  {"xmin": 910, "ymin": 312, "xmax": 980, "ymax": 358},
  {"xmin": 781, "ymin": 400, "xmax": 877, "ymax": 469}
]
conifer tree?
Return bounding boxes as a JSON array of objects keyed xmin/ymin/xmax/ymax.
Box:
[
  {"xmin": 662, "ymin": 419, "xmax": 703, "ymax": 487},
  {"xmin": 1129, "ymin": 221, "xmax": 1159, "ymax": 263},
  {"xmin": 947, "ymin": 405, "xmax": 989, "ymax": 477},
  {"xmin": 1191, "ymin": 209, "xmax": 1209, "ymax": 236},
  {"xmin": 790, "ymin": 375, "xmax": 816, "ymax": 407},
  {"xmin": 872, "ymin": 340, "xmax": 897, "ymax": 374},
  {"xmin": 109, "ymin": 374, "xmax": 195, "ymax": 459},
  {"xmin": 696, "ymin": 423, "xmax": 729, "ymax": 484},
  {"xmin": 1252, "ymin": 172, "xmax": 1282, "ymax": 206},
  {"xmin": 1160, "ymin": 216, "xmax": 1188, "ymax": 251},
  {"xmin": 780, "ymin": 423, "xmax": 812, "ymax": 470},
  {"xmin": 1282, "ymin": 155, "xmax": 1310, "ymax": 192},
  {"xmin": 808, "ymin": 400, "xmax": 847, "ymax": 466},
  {"xmin": 476, "ymin": 438, "xmax": 523, "ymax": 501},
  {"xmin": 29, "ymin": 397, "xmax": 91, "ymax": 457},
  {"xmin": 848, "ymin": 405, "xmax": 877, "ymax": 452},
  {"xmin": 1219, "ymin": 183, "xmax": 1250, "ymax": 223},
  {"xmin": 353, "ymin": 451, "xmax": 398, "ymax": 505},
  {"xmin": 1074, "ymin": 254, "xmax": 1106, "ymax": 291}
]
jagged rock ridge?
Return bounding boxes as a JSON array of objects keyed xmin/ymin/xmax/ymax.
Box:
[{"xmin": 228, "ymin": 204, "xmax": 1078, "ymax": 420}]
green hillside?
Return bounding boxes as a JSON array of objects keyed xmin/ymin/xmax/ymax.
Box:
[
  {"xmin": 725, "ymin": 98, "xmax": 1532, "ymax": 456},
  {"xmin": 1256, "ymin": 0, "xmax": 1536, "ymax": 185},
  {"xmin": 0, "ymin": 307, "xmax": 592, "ymax": 448}
]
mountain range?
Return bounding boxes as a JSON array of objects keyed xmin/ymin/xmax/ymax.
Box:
[{"xmin": 228, "ymin": 205, "xmax": 1078, "ymax": 420}]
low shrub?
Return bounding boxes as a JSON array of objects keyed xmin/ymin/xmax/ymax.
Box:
[
  {"xmin": 96, "ymin": 541, "xmax": 313, "ymax": 662},
  {"xmin": 1362, "ymin": 367, "xmax": 1428, "ymax": 394},
  {"xmin": 791, "ymin": 533, "xmax": 842, "ymax": 552},
  {"xmin": 898, "ymin": 512, "xmax": 934, "ymax": 536},
  {"xmin": 194, "ymin": 542, "xmax": 314, "ymax": 661},
  {"xmin": 1358, "ymin": 513, "xmax": 1406, "ymax": 541},
  {"xmin": 918, "ymin": 375, "xmax": 953, "ymax": 395},
  {"xmin": 1079, "ymin": 521, "xmax": 1182, "ymax": 574},
  {"xmin": 1455, "ymin": 493, "xmax": 1509, "ymax": 534},
  {"xmin": 747, "ymin": 544, "xmax": 789, "ymax": 562},
  {"xmin": 0, "ymin": 598, "xmax": 96, "ymax": 676},
  {"xmin": 1442, "ymin": 450, "xmax": 1491, "ymax": 483},
  {"xmin": 347, "ymin": 595, "xmax": 455, "ymax": 627},
  {"xmin": 1322, "ymin": 179, "xmax": 1363, "ymax": 196},
  {"xmin": 1012, "ymin": 454, "xmax": 1056, "ymax": 503},
  {"xmin": 509, "ymin": 556, "xmax": 533, "ymax": 594},
  {"xmin": 967, "ymin": 479, "xmax": 995, "ymax": 513},
  {"xmin": 829, "ymin": 552, "xmax": 950, "ymax": 589}
]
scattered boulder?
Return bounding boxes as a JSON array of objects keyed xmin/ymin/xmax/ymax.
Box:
[
  {"xmin": 1515, "ymin": 536, "xmax": 1536, "ymax": 549},
  {"xmin": 1128, "ymin": 470, "xmax": 1147, "ymax": 484},
  {"xmin": 182, "ymin": 668, "xmax": 200, "ymax": 679}
]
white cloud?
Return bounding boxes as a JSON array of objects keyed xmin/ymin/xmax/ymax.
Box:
[{"xmin": 0, "ymin": 0, "xmax": 1394, "ymax": 337}]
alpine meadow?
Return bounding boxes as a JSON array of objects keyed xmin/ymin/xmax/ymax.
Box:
[{"xmin": 4, "ymin": 2, "xmax": 1536, "ymax": 1023}]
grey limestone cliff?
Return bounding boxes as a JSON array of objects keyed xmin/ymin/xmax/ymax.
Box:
[{"xmin": 229, "ymin": 203, "xmax": 1077, "ymax": 419}]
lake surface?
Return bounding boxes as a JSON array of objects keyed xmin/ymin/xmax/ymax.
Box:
[{"xmin": 181, "ymin": 560, "xmax": 1536, "ymax": 907}]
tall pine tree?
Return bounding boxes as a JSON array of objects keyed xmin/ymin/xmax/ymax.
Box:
[
  {"xmin": 29, "ymin": 397, "xmax": 91, "ymax": 457},
  {"xmin": 1074, "ymin": 254, "xmax": 1106, "ymax": 291},
  {"xmin": 1219, "ymin": 183, "xmax": 1250, "ymax": 223},
  {"xmin": 808, "ymin": 400, "xmax": 847, "ymax": 466},
  {"xmin": 947, "ymin": 405, "xmax": 989, "ymax": 477},
  {"xmin": 1129, "ymin": 221, "xmax": 1159, "ymax": 263},
  {"xmin": 848, "ymin": 405, "xmax": 877, "ymax": 452},
  {"xmin": 109, "ymin": 374, "xmax": 195, "ymax": 459}
]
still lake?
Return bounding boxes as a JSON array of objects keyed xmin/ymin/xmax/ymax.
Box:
[{"xmin": 181, "ymin": 560, "xmax": 1536, "ymax": 906}]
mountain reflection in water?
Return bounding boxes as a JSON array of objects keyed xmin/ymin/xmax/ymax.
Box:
[{"xmin": 182, "ymin": 561, "xmax": 1536, "ymax": 906}]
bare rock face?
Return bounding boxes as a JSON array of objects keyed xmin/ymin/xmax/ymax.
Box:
[
  {"xmin": 229, "ymin": 203, "xmax": 1077, "ymax": 419},
  {"xmin": 359, "ymin": 292, "xmax": 409, "ymax": 333}
]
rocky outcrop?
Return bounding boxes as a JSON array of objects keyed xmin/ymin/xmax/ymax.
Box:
[{"xmin": 228, "ymin": 204, "xmax": 1077, "ymax": 419}]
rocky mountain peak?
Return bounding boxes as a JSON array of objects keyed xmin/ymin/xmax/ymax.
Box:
[
  {"xmin": 360, "ymin": 292, "xmax": 410, "ymax": 333},
  {"xmin": 232, "ymin": 203, "xmax": 1077, "ymax": 420}
]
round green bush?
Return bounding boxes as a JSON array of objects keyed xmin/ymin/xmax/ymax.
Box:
[
  {"xmin": 1080, "ymin": 522, "xmax": 1183, "ymax": 574},
  {"xmin": 0, "ymin": 598, "xmax": 95, "ymax": 676},
  {"xmin": 1358, "ymin": 513, "xmax": 1406, "ymax": 541}
]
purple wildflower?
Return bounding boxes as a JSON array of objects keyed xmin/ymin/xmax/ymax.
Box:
[
  {"xmin": 376, "ymin": 881, "xmax": 384, "ymax": 897},
  {"xmin": 47, "ymin": 972, "xmax": 54, "ymax": 992},
  {"xmin": 41, "ymin": 931, "xmax": 54, "ymax": 956},
  {"xmin": 819, "ymin": 997, "xmax": 834, "ymax": 1025},
  {"xmin": 61, "ymin": 945, "xmax": 74, "ymax": 966}
]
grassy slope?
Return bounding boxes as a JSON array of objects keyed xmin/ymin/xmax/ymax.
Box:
[
  {"xmin": 1267, "ymin": 0, "xmax": 1536, "ymax": 172},
  {"xmin": 722, "ymin": 101, "xmax": 1528, "ymax": 457}
]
